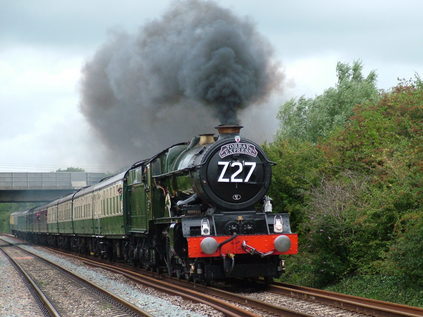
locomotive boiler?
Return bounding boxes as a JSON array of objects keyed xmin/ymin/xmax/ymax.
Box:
[{"xmin": 10, "ymin": 125, "xmax": 298, "ymax": 282}]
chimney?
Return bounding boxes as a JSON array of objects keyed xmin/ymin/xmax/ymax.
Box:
[{"xmin": 215, "ymin": 124, "xmax": 243, "ymax": 139}]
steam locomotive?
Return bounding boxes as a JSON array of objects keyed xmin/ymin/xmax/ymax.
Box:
[{"xmin": 10, "ymin": 125, "xmax": 297, "ymax": 282}]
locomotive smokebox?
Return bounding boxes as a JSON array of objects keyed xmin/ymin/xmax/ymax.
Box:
[{"xmin": 215, "ymin": 124, "xmax": 243, "ymax": 139}]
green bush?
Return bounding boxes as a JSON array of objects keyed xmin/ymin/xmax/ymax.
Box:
[
  {"xmin": 385, "ymin": 213, "xmax": 423, "ymax": 287},
  {"xmin": 326, "ymin": 274, "xmax": 423, "ymax": 307},
  {"xmin": 271, "ymin": 74, "xmax": 423, "ymax": 301},
  {"xmin": 263, "ymin": 139, "xmax": 325, "ymax": 231}
]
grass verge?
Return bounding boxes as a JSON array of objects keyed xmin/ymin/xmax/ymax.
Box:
[{"xmin": 324, "ymin": 274, "xmax": 423, "ymax": 308}]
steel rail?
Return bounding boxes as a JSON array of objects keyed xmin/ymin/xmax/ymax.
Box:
[
  {"xmin": 0, "ymin": 238, "xmax": 152, "ymax": 317},
  {"xmin": 81, "ymin": 259, "xmax": 259, "ymax": 317},
  {"xmin": 271, "ymin": 282, "xmax": 423, "ymax": 317},
  {"xmin": 164, "ymin": 277, "xmax": 314, "ymax": 317},
  {"xmin": 4, "ymin": 238, "xmax": 253, "ymax": 317},
  {"xmin": 45, "ymin": 247, "xmax": 313, "ymax": 317},
  {"xmin": 12, "ymin": 235, "xmax": 417, "ymax": 317},
  {"xmin": 0, "ymin": 246, "xmax": 61, "ymax": 317}
]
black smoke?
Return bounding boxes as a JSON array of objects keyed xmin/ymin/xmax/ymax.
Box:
[{"xmin": 80, "ymin": 0, "xmax": 282, "ymax": 168}]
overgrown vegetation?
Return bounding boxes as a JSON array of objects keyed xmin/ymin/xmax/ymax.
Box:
[{"xmin": 266, "ymin": 62, "xmax": 422, "ymax": 306}]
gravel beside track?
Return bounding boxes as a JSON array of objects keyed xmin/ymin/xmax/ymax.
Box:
[
  {"xmin": 3, "ymin": 246, "xmax": 136, "ymax": 317},
  {"xmin": 0, "ymin": 236, "xmax": 215, "ymax": 317},
  {"xmin": 0, "ymin": 244, "xmax": 44, "ymax": 317}
]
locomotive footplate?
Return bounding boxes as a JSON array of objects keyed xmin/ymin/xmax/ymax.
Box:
[
  {"xmin": 181, "ymin": 212, "xmax": 297, "ymax": 258},
  {"xmin": 187, "ymin": 233, "xmax": 298, "ymax": 258}
]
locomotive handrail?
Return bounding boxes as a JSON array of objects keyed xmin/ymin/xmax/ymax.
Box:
[
  {"xmin": 152, "ymin": 166, "xmax": 197, "ymax": 179},
  {"xmin": 131, "ymin": 142, "xmax": 189, "ymax": 168},
  {"xmin": 217, "ymin": 233, "xmax": 238, "ymax": 252}
]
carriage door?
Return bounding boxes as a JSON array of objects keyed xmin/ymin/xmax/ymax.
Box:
[{"xmin": 126, "ymin": 165, "xmax": 151, "ymax": 232}]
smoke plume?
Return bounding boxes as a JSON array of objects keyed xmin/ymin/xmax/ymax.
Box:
[{"xmin": 80, "ymin": 0, "xmax": 282, "ymax": 168}]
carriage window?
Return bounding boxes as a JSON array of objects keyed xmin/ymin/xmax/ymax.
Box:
[{"xmin": 133, "ymin": 167, "xmax": 142, "ymax": 184}]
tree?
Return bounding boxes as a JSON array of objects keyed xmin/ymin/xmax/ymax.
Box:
[
  {"xmin": 277, "ymin": 61, "xmax": 379, "ymax": 143},
  {"xmin": 278, "ymin": 77, "xmax": 423, "ymax": 288},
  {"xmin": 56, "ymin": 167, "xmax": 85, "ymax": 172}
]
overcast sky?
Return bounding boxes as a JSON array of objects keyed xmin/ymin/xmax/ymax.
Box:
[{"xmin": 1, "ymin": 0, "xmax": 422, "ymax": 172}]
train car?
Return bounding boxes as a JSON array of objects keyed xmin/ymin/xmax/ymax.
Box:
[
  {"xmin": 10, "ymin": 209, "xmax": 31, "ymax": 239},
  {"xmin": 11, "ymin": 125, "xmax": 298, "ymax": 282},
  {"xmin": 57, "ymin": 193, "xmax": 74, "ymax": 235},
  {"xmin": 47, "ymin": 200, "xmax": 59, "ymax": 235},
  {"xmin": 72, "ymin": 186, "xmax": 94, "ymax": 236},
  {"xmin": 56, "ymin": 193, "xmax": 75, "ymax": 249},
  {"xmin": 9, "ymin": 212, "xmax": 18, "ymax": 235},
  {"xmin": 92, "ymin": 172, "xmax": 125, "ymax": 237},
  {"xmin": 71, "ymin": 172, "xmax": 126, "ymax": 256},
  {"xmin": 14, "ymin": 211, "xmax": 24, "ymax": 235},
  {"xmin": 32, "ymin": 205, "xmax": 48, "ymax": 233}
]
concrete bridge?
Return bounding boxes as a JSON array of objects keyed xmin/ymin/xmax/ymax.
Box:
[{"xmin": 0, "ymin": 172, "xmax": 106, "ymax": 202}]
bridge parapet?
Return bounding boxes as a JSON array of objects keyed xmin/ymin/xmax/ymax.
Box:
[{"xmin": 0, "ymin": 172, "xmax": 106, "ymax": 202}]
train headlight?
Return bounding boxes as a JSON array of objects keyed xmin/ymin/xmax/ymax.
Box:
[
  {"xmin": 274, "ymin": 215, "xmax": 283, "ymax": 233},
  {"xmin": 274, "ymin": 235, "xmax": 291, "ymax": 252},
  {"xmin": 200, "ymin": 237, "xmax": 218, "ymax": 254},
  {"xmin": 201, "ymin": 218, "xmax": 211, "ymax": 236}
]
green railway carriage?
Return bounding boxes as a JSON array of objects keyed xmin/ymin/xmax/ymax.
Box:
[
  {"xmin": 68, "ymin": 172, "xmax": 126, "ymax": 255},
  {"xmin": 11, "ymin": 207, "xmax": 49, "ymax": 240},
  {"xmin": 91, "ymin": 172, "xmax": 125, "ymax": 237},
  {"xmin": 32, "ymin": 205, "xmax": 48, "ymax": 234},
  {"xmin": 11, "ymin": 209, "xmax": 31, "ymax": 239},
  {"xmin": 9, "ymin": 212, "xmax": 18, "ymax": 234},
  {"xmin": 57, "ymin": 194, "xmax": 74, "ymax": 235},
  {"xmin": 47, "ymin": 200, "xmax": 59, "ymax": 234},
  {"xmin": 73, "ymin": 187, "xmax": 94, "ymax": 236},
  {"xmin": 15, "ymin": 211, "xmax": 25, "ymax": 233}
]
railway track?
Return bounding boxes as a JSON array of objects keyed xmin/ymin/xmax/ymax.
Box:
[
  {"xmin": 269, "ymin": 282, "xmax": 423, "ymax": 317},
  {"xmin": 4, "ymin": 235, "xmax": 423, "ymax": 317},
  {"xmin": 80, "ymin": 259, "xmax": 313, "ymax": 317},
  {"xmin": 54, "ymin": 249, "xmax": 423, "ymax": 317},
  {"xmin": 0, "ymin": 239, "xmax": 152, "ymax": 317},
  {"xmin": 0, "ymin": 245, "xmax": 58, "ymax": 317},
  {"xmin": 22, "ymin": 242, "xmax": 312, "ymax": 317}
]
